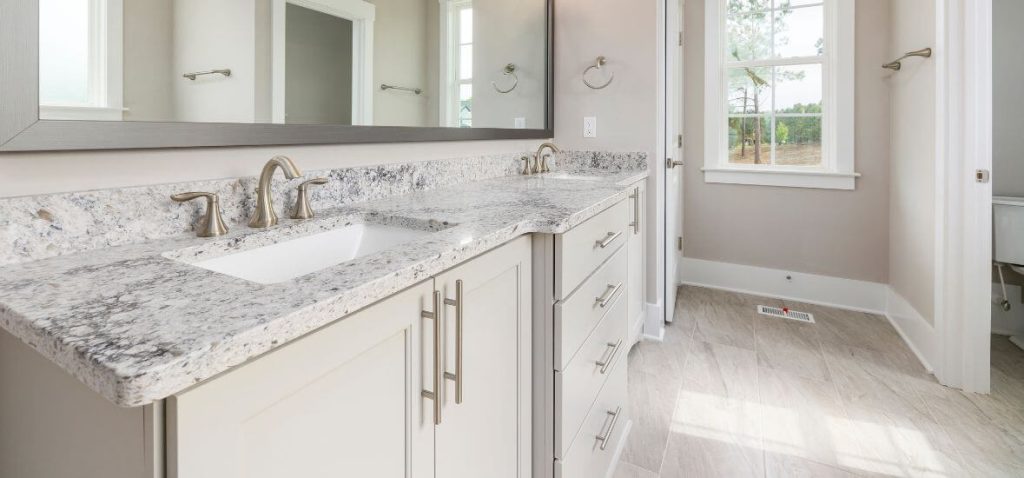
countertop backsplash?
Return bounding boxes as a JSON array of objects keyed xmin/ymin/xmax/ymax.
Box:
[{"xmin": 0, "ymin": 151, "xmax": 647, "ymax": 266}]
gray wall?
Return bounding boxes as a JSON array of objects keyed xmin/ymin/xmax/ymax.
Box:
[
  {"xmin": 371, "ymin": 0, "xmax": 432, "ymax": 126},
  {"xmin": 123, "ymin": 0, "xmax": 175, "ymax": 122},
  {"xmin": 285, "ymin": 4, "xmax": 353, "ymax": 125},
  {"xmin": 681, "ymin": 0, "xmax": 892, "ymax": 284},
  {"xmin": 994, "ymin": 0, "xmax": 1024, "ymax": 197}
]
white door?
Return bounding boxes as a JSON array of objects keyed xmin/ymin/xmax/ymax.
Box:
[
  {"xmin": 167, "ymin": 281, "xmax": 435, "ymax": 478},
  {"xmin": 664, "ymin": 0, "xmax": 685, "ymax": 323},
  {"xmin": 434, "ymin": 236, "xmax": 532, "ymax": 478}
]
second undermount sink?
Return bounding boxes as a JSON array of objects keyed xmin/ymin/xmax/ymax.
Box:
[{"xmin": 186, "ymin": 223, "xmax": 434, "ymax": 285}]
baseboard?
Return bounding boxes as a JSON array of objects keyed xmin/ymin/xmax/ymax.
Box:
[
  {"xmin": 884, "ymin": 287, "xmax": 938, "ymax": 373},
  {"xmin": 643, "ymin": 301, "xmax": 664, "ymax": 341},
  {"xmin": 679, "ymin": 258, "xmax": 887, "ymax": 314}
]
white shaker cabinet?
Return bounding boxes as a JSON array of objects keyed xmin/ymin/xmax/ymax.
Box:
[{"xmin": 627, "ymin": 180, "xmax": 647, "ymax": 343}]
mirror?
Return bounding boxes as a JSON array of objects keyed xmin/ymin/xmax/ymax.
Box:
[{"xmin": 37, "ymin": 0, "xmax": 548, "ymax": 130}]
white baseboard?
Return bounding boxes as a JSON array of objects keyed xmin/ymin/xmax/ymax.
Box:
[
  {"xmin": 679, "ymin": 258, "xmax": 887, "ymax": 314},
  {"xmin": 884, "ymin": 288, "xmax": 938, "ymax": 373},
  {"xmin": 643, "ymin": 301, "xmax": 665, "ymax": 341}
]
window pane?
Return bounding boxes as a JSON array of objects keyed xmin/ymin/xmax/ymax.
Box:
[
  {"xmin": 459, "ymin": 8, "xmax": 473, "ymax": 44},
  {"xmin": 726, "ymin": 12, "xmax": 772, "ymax": 61},
  {"xmin": 39, "ymin": 0, "xmax": 91, "ymax": 106},
  {"xmin": 459, "ymin": 45, "xmax": 473, "ymax": 80},
  {"xmin": 459, "ymin": 84, "xmax": 472, "ymax": 128},
  {"xmin": 774, "ymin": 116, "xmax": 822, "ymax": 166},
  {"xmin": 728, "ymin": 116, "xmax": 771, "ymax": 165},
  {"xmin": 727, "ymin": 67, "xmax": 772, "ymax": 114},
  {"xmin": 774, "ymin": 64, "xmax": 822, "ymax": 114},
  {"xmin": 727, "ymin": 0, "xmax": 771, "ymax": 14},
  {"xmin": 774, "ymin": 5, "xmax": 824, "ymax": 58}
]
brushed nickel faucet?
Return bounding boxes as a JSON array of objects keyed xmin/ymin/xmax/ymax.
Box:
[
  {"xmin": 534, "ymin": 142, "xmax": 561, "ymax": 173},
  {"xmin": 170, "ymin": 192, "xmax": 229, "ymax": 237},
  {"xmin": 292, "ymin": 178, "xmax": 328, "ymax": 220},
  {"xmin": 249, "ymin": 156, "xmax": 303, "ymax": 228}
]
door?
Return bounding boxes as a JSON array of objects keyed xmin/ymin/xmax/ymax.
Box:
[
  {"xmin": 434, "ymin": 236, "xmax": 532, "ymax": 478},
  {"xmin": 664, "ymin": 0, "xmax": 685, "ymax": 323},
  {"xmin": 168, "ymin": 281, "xmax": 435, "ymax": 478}
]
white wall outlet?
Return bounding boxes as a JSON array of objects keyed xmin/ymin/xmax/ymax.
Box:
[
  {"xmin": 583, "ymin": 117, "xmax": 598, "ymax": 138},
  {"xmin": 514, "ymin": 117, "xmax": 526, "ymax": 129}
]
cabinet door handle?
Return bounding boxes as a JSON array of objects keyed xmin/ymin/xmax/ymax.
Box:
[
  {"xmin": 596, "ymin": 406, "xmax": 622, "ymax": 450},
  {"xmin": 596, "ymin": 231, "xmax": 622, "ymax": 249},
  {"xmin": 629, "ymin": 188, "xmax": 640, "ymax": 234},
  {"xmin": 595, "ymin": 340, "xmax": 623, "ymax": 374},
  {"xmin": 595, "ymin": 283, "xmax": 623, "ymax": 308},
  {"xmin": 443, "ymin": 279, "xmax": 464, "ymax": 405},
  {"xmin": 421, "ymin": 290, "xmax": 443, "ymax": 425}
]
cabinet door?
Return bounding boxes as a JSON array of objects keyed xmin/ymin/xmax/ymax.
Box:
[
  {"xmin": 434, "ymin": 236, "xmax": 532, "ymax": 478},
  {"xmin": 627, "ymin": 182, "xmax": 647, "ymax": 338},
  {"xmin": 168, "ymin": 281, "xmax": 436, "ymax": 478}
]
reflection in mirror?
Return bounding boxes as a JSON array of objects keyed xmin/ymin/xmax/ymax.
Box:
[{"xmin": 38, "ymin": 0, "xmax": 547, "ymax": 130}]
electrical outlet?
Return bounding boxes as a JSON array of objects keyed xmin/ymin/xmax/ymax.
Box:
[
  {"xmin": 514, "ymin": 117, "xmax": 526, "ymax": 129},
  {"xmin": 583, "ymin": 117, "xmax": 598, "ymax": 138}
]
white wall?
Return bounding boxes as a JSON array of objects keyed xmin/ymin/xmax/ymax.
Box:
[
  {"xmin": 371, "ymin": 0, "xmax": 432, "ymax": 126},
  {"xmin": 122, "ymin": 0, "xmax": 175, "ymax": 122},
  {"xmin": 993, "ymin": 0, "xmax": 1024, "ymax": 197},
  {"xmin": 681, "ymin": 0, "xmax": 892, "ymax": 284},
  {"xmin": 888, "ymin": 0, "xmax": 937, "ymax": 323}
]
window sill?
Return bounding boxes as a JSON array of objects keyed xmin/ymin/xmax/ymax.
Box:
[
  {"xmin": 40, "ymin": 105, "xmax": 126, "ymax": 121},
  {"xmin": 702, "ymin": 167, "xmax": 860, "ymax": 190}
]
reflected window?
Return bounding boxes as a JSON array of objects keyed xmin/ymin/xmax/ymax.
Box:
[
  {"xmin": 39, "ymin": 0, "xmax": 123, "ymax": 120},
  {"xmin": 444, "ymin": 1, "xmax": 473, "ymax": 127}
]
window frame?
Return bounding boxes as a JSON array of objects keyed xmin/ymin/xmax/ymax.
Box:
[
  {"xmin": 440, "ymin": 0, "xmax": 474, "ymax": 128},
  {"xmin": 38, "ymin": 0, "xmax": 123, "ymax": 121},
  {"xmin": 702, "ymin": 0, "xmax": 857, "ymax": 190}
]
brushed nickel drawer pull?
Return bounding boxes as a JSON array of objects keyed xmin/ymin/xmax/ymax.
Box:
[
  {"xmin": 596, "ymin": 406, "xmax": 622, "ymax": 450},
  {"xmin": 421, "ymin": 290, "xmax": 443, "ymax": 425},
  {"xmin": 596, "ymin": 231, "xmax": 623, "ymax": 249},
  {"xmin": 595, "ymin": 339, "xmax": 623, "ymax": 374},
  {"xmin": 595, "ymin": 283, "xmax": 623, "ymax": 308},
  {"xmin": 630, "ymin": 188, "xmax": 640, "ymax": 234},
  {"xmin": 443, "ymin": 280, "xmax": 464, "ymax": 405}
]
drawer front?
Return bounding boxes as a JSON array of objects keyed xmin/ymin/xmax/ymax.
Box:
[
  {"xmin": 554, "ymin": 293, "xmax": 627, "ymax": 458},
  {"xmin": 554, "ymin": 357, "xmax": 629, "ymax": 478},
  {"xmin": 555, "ymin": 248, "xmax": 627, "ymax": 371},
  {"xmin": 555, "ymin": 200, "xmax": 629, "ymax": 299}
]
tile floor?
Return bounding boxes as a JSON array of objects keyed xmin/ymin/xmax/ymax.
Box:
[{"xmin": 613, "ymin": 285, "xmax": 1024, "ymax": 477}]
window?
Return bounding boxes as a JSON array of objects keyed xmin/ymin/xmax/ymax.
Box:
[
  {"xmin": 39, "ymin": 0, "xmax": 123, "ymax": 120},
  {"xmin": 442, "ymin": 0, "xmax": 473, "ymax": 128},
  {"xmin": 703, "ymin": 0, "xmax": 856, "ymax": 190}
]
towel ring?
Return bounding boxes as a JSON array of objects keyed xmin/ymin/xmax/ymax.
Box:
[
  {"xmin": 491, "ymin": 64, "xmax": 519, "ymax": 94},
  {"xmin": 583, "ymin": 56, "xmax": 614, "ymax": 90}
]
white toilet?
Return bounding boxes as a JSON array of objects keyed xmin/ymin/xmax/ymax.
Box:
[{"xmin": 994, "ymin": 196, "xmax": 1024, "ymax": 349}]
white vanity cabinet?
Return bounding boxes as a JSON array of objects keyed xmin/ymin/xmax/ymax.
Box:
[{"xmin": 626, "ymin": 180, "xmax": 647, "ymax": 344}]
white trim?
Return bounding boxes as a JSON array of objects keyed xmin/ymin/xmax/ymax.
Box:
[
  {"xmin": 679, "ymin": 257, "xmax": 887, "ymax": 314},
  {"xmin": 39, "ymin": 105, "xmax": 127, "ymax": 121},
  {"xmin": 271, "ymin": 0, "xmax": 375, "ymax": 125},
  {"xmin": 702, "ymin": 167, "xmax": 859, "ymax": 190},
  {"xmin": 703, "ymin": 0, "xmax": 855, "ymax": 189},
  {"xmin": 885, "ymin": 287, "xmax": 939, "ymax": 374},
  {"xmin": 644, "ymin": 302, "xmax": 665, "ymax": 341},
  {"xmin": 439, "ymin": 0, "xmax": 473, "ymax": 128}
]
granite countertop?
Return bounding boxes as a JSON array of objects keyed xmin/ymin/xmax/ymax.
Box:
[{"xmin": 0, "ymin": 169, "xmax": 648, "ymax": 407}]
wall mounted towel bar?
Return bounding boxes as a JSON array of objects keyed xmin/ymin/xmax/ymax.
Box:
[
  {"xmin": 583, "ymin": 56, "xmax": 614, "ymax": 90},
  {"xmin": 380, "ymin": 84, "xmax": 422, "ymax": 95},
  {"xmin": 183, "ymin": 69, "xmax": 232, "ymax": 80},
  {"xmin": 883, "ymin": 48, "xmax": 932, "ymax": 71}
]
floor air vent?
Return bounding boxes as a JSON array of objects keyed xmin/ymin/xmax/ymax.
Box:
[{"xmin": 757, "ymin": 305, "xmax": 815, "ymax": 323}]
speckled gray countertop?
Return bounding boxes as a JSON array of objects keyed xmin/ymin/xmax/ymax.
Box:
[{"xmin": 0, "ymin": 169, "xmax": 648, "ymax": 407}]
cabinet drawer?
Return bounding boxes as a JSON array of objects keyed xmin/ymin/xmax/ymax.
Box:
[
  {"xmin": 555, "ymin": 200, "xmax": 628, "ymax": 299},
  {"xmin": 554, "ymin": 248, "xmax": 627, "ymax": 371},
  {"xmin": 554, "ymin": 293, "xmax": 626, "ymax": 458},
  {"xmin": 554, "ymin": 357, "xmax": 628, "ymax": 478}
]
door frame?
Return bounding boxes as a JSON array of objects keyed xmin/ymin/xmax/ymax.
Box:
[
  {"xmin": 271, "ymin": 0, "xmax": 375, "ymax": 125},
  {"xmin": 936, "ymin": 0, "xmax": 992, "ymax": 392}
]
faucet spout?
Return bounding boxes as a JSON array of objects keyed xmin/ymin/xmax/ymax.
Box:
[
  {"xmin": 249, "ymin": 156, "xmax": 303, "ymax": 228},
  {"xmin": 535, "ymin": 142, "xmax": 562, "ymax": 173}
]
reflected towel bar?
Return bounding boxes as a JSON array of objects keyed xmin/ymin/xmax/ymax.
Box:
[
  {"xmin": 380, "ymin": 84, "xmax": 422, "ymax": 95},
  {"xmin": 183, "ymin": 69, "xmax": 232, "ymax": 80},
  {"xmin": 883, "ymin": 48, "xmax": 932, "ymax": 71}
]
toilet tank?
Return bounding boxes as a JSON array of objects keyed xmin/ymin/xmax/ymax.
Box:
[{"xmin": 994, "ymin": 196, "xmax": 1024, "ymax": 265}]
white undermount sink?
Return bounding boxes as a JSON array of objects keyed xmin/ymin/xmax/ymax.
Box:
[
  {"xmin": 541, "ymin": 173, "xmax": 602, "ymax": 181},
  {"xmin": 188, "ymin": 224, "xmax": 433, "ymax": 285}
]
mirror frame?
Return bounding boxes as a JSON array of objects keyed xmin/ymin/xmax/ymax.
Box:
[{"xmin": 0, "ymin": 0, "xmax": 554, "ymax": 151}]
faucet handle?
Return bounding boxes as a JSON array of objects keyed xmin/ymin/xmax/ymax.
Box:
[
  {"xmin": 521, "ymin": 156, "xmax": 533, "ymax": 175},
  {"xmin": 171, "ymin": 192, "xmax": 229, "ymax": 238},
  {"xmin": 292, "ymin": 178, "xmax": 329, "ymax": 220}
]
